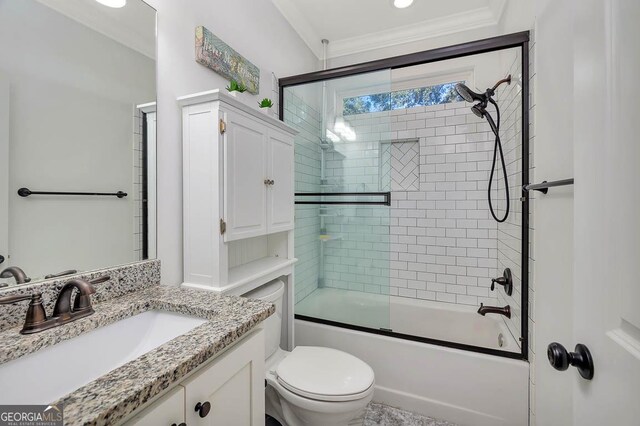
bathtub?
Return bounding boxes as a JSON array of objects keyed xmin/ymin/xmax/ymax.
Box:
[{"xmin": 294, "ymin": 288, "xmax": 529, "ymax": 426}]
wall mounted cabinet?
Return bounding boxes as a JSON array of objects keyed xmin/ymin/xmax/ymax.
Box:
[
  {"xmin": 223, "ymin": 109, "xmax": 294, "ymax": 241},
  {"xmin": 178, "ymin": 90, "xmax": 297, "ymax": 325}
]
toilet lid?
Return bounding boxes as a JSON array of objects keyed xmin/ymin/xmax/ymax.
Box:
[{"xmin": 276, "ymin": 346, "xmax": 375, "ymax": 402}]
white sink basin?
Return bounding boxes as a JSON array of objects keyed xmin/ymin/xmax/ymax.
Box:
[{"xmin": 0, "ymin": 310, "xmax": 207, "ymax": 404}]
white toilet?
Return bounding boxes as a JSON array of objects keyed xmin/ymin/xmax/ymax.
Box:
[{"xmin": 244, "ymin": 279, "xmax": 375, "ymax": 426}]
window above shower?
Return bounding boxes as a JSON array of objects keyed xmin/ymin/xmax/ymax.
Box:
[{"xmin": 341, "ymin": 70, "xmax": 471, "ymax": 116}]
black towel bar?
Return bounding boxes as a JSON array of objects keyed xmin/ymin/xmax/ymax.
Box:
[
  {"xmin": 17, "ymin": 187, "xmax": 127, "ymax": 198},
  {"xmin": 295, "ymin": 192, "xmax": 391, "ymax": 206},
  {"xmin": 523, "ymin": 179, "xmax": 574, "ymax": 194}
]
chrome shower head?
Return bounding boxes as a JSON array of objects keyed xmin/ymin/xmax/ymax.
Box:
[{"xmin": 455, "ymin": 83, "xmax": 486, "ymax": 103}]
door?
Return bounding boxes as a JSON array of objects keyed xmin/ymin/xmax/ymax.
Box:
[
  {"xmin": 266, "ymin": 131, "xmax": 294, "ymax": 233},
  {"xmin": 224, "ymin": 109, "xmax": 268, "ymax": 241},
  {"xmin": 572, "ymin": 0, "xmax": 640, "ymax": 423},
  {"xmin": 124, "ymin": 386, "xmax": 185, "ymax": 426},
  {"xmin": 183, "ymin": 329, "xmax": 265, "ymax": 426},
  {"xmin": 0, "ymin": 72, "xmax": 8, "ymax": 269}
]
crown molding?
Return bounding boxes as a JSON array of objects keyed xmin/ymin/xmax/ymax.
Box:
[
  {"xmin": 272, "ymin": 0, "xmax": 507, "ymax": 60},
  {"xmin": 328, "ymin": 6, "xmax": 502, "ymax": 59}
]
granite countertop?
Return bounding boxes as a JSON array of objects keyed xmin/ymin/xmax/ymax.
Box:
[{"xmin": 0, "ymin": 285, "xmax": 274, "ymax": 425}]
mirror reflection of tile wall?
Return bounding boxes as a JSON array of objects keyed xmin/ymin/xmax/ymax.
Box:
[{"xmin": 0, "ymin": 0, "xmax": 156, "ymax": 287}]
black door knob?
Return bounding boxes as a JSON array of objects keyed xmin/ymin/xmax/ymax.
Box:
[
  {"xmin": 547, "ymin": 342, "xmax": 594, "ymax": 380},
  {"xmin": 195, "ymin": 401, "xmax": 211, "ymax": 418}
]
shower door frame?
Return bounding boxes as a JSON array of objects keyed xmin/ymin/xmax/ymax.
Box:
[{"xmin": 280, "ymin": 31, "xmax": 530, "ymax": 361}]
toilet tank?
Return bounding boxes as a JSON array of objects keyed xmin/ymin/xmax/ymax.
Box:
[{"xmin": 243, "ymin": 279, "xmax": 285, "ymax": 359}]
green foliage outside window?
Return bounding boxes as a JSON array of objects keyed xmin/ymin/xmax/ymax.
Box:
[{"xmin": 343, "ymin": 82, "xmax": 464, "ymax": 116}]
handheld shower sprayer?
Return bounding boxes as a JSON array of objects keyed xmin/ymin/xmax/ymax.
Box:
[{"xmin": 455, "ymin": 76, "xmax": 512, "ymax": 223}]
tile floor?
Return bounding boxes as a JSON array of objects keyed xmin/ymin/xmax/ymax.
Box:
[{"xmin": 364, "ymin": 402, "xmax": 458, "ymax": 426}]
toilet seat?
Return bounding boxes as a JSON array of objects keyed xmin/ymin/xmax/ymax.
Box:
[{"xmin": 275, "ymin": 346, "xmax": 375, "ymax": 402}]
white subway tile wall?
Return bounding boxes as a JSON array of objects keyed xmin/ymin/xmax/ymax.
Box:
[
  {"xmin": 133, "ymin": 107, "xmax": 144, "ymax": 261},
  {"xmin": 285, "ymin": 90, "xmax": 322, "ymax": 304},
  {"xmin": 321, "ymin": 102, "xmax": 502, "ymax": 306},
  {"xmin": 494, "ymin": 48, "xmax": 526, "ymax": 351}
]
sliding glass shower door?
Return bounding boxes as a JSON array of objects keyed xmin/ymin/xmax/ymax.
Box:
[{"xmin": 284, "ymin": 70, "xmax": 393, "ymax": 331}]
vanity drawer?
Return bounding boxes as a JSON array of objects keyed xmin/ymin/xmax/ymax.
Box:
[{"xmin": 123, "ymin": 385, "xmax": 185, "ymax": 426}]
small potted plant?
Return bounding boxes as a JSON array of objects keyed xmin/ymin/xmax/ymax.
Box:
[
  {"xmin": 258, "ymin": 98, "xmax": 274, "ymax": 115},
  {"xmin": 225, "ymin": 79, "xmax": 247, "ymax": 97}
]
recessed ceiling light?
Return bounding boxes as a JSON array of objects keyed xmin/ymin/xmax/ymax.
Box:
[
  {"xmin": 95, "ymin": 0, "xmax": 127, "ymax": 8},
  {"xmin": 393, "ymin": 0, "xmax": 414, "ymax": 9}
]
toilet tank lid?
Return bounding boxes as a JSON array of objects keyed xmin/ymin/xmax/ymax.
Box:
[{"xmin": 243, "ymin": 279, "xmax": 285, "ymax": 302}]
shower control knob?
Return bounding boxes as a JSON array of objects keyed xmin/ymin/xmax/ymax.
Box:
[
  {"xmin": 547, "ymin": 342, "xmax": 594, "ymax": 380},
  {"xmin": 194, "ymin": 401, "xmax": 211, "ymax": 418},
  {"xmin": 490, "ymin": 268, "xmax": 513, "ymax": 295}
]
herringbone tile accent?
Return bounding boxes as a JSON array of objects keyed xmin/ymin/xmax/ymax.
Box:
[{"xmin": 381, "ymin": 140, "xmax": 419, "ymax": 191}]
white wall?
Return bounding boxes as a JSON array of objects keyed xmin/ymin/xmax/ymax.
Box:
[
  {"xmin": 143, "ymin": 0, "xmax": 318, "ymax": 285},
  {"xmin": 530, "ymin": 0, "xmax": 575, "ymax": 424},
  {"xmin": 0, "ymin": 0, "xmax": 155, "ymax": 279}
]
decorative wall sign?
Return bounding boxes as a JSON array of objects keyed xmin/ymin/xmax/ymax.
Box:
[{"xmin": 195, "ymin": 26, "xmax": 260, "ymax": 94}]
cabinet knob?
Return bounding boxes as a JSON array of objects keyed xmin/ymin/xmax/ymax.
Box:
[
  {"xmin": 264, "ymin": 179, "xmax": 270, "ymax": 185},
  {"xmin": 194, "ymin": 401, "xmax": 211, "ymax": 418},
  {"xmin": 171, "ymin": 423, "xmax": 186, "ymax": 426},
  {"xmin": 270, "ymin": 179, "xmax": 275, "ymax": 185}
]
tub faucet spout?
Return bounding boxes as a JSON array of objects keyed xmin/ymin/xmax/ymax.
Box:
[{"xmin": 477, "ymin": 303, "xmax": 511, "ymax": 318}]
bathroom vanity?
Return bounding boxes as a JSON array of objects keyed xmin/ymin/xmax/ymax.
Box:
[
  {"xmin": 124, "ymin": 328, "xmax": 265, "ymax": 426},
  {"xmin": 0, "ymin": 264, "xmax": 272, "ymax": 426}
]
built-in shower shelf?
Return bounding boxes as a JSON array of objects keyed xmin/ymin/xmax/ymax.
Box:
[{"xmin": 319, "ymin": 235, "xmax": 343, "ymax": 242}]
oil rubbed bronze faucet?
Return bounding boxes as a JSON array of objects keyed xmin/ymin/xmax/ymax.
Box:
[
  {"xmin": 0, "ymin": 266, "xmax": 31, "ymax": 284},
  {"xmin": 477, "ymin": 303, "xmax": 511, "ymax": 318},
  {"xmin": 0, "ymin": 275, "xmax": 109, "ymax": 334}
]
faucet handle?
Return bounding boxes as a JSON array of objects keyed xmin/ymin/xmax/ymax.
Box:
[
  {"xmin": 44, "ymin": 269, "xmax": 78, "ymax": 279},
  {"xmin": 0, "ymin": 292, "xmax": 48, "ymax": 334},
  {"xmin": 0, "ymin": 293, "xmax": 35, "ymax": 304},
  {"xmin": 89, "ymin": 275, "xmax": 110, "ymax": 285}
]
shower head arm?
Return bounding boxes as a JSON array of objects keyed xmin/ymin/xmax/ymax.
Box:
[{"xmin": 491, "ymin": 75, "xmax": 512, "ymax": 92}]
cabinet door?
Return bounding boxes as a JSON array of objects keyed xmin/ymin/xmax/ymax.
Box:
[
  {"xmin": 224, "ymin": 110, "xmax": 268, "ymax": 241},
  {"xmin": 266, "ymin": 131, "xmax": 294, "ymax": 233},
  {"xmin": 183, "ymin": 330, "xmax": 265, "ymax": 426},
  {"xmin": 123, "ymin": 386, "xmax": 185, "ymax": 426}
]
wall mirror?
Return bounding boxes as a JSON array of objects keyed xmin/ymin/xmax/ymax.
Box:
[{"xmin": 0, "ymin": 0, "xmax": 157, "ymax": 288}]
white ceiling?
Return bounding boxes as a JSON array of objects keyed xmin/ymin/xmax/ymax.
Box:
[
  {"xmin": 271, "ymin": 0, "xmax": 506, "ymax": 59},
  {"xmin": 36, "ymin": 0, "xmax": 156, "ymax": 59}
]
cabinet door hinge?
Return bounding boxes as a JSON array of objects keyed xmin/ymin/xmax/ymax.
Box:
[
  {"xmin": 219, "ymin": 118, "xmax": 226, "ymax": 134},
  {"xmin": 219, "ymin": 218, "xmax": 226, "ymax": 234}
]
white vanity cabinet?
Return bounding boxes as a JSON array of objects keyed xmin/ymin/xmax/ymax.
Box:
[
  {"xmin": 178, "ymin": 90, "xmax": 298, "ymax": 314},
  {"xmin": 124, "ymin": 386, "xmax": 186, "ymax": 426},
  {"xmin": 122, "ymin": 329, "xmax": 265, "ymax": 426}
]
